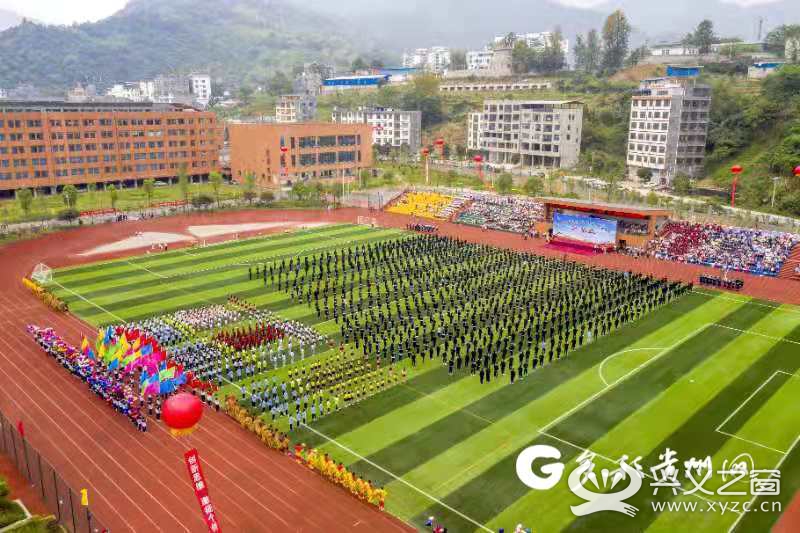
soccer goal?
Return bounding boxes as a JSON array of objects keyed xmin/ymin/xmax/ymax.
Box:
[{"xmin": 31, "ymin": 263, "xmax": 54, "ymax": 285}]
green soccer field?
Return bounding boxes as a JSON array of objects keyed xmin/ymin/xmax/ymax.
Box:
[{"xmin": 50, "ymin": 224, "xmax": 800, "ymax": 533}]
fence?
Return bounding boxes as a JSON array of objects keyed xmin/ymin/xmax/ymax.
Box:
[{"xmin": 0, "ymin": 410, "xmax": 109, "ymax": 533}]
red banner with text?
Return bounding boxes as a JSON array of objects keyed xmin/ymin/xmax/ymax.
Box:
[{"xmin": 184, "ymin": 448, "xmax": 222, "ymax": 533}]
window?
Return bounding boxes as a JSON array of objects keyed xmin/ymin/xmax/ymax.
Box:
[
  {"xmin": 319, "ymin": 152, "xmax": 336, "ymax": 164},
  {"xmin": 338, "ymin": 151, "xmax": 356, "ymax": 162}
]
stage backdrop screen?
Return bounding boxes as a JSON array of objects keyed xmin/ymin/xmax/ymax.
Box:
[{"xmin": 553, "ymin": 212, "xmax": 618, "ymax": 245}]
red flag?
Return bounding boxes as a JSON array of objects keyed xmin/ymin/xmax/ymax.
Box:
[{"xmin": 16, "ymin": 420, "xmax": 24, "ymax": 438}]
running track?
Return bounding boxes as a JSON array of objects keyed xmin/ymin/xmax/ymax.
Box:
[{"xmin": 1, "ymin": 207, "xmax": 799, "ymax": 532}]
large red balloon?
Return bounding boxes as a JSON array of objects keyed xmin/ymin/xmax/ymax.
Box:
[
  {"xmin": 731, "ymin": 165, "xmax": 743, "ymax": 174},
  {"xmin": 434, "ymin": 138, "xmax": 445, "ymax": 146},
  {"xmin": 794, "ymin": 165, "xmax": 800, "ymax": 177},
  {"xmin": 163, "ymin": 393, "xmax": 203, "ymax": 437}
]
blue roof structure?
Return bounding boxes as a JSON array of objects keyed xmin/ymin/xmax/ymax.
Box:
[
  {"xmin": 323, "ymin": 75, "xmax": 390, "ymax": 87},
  {"xmin": 666, "ymin": 65, "xmax": 702, "ymax": 78}
]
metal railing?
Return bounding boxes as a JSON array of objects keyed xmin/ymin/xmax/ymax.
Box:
[{"xmin": 0, "ymin": 409, "xmax": 109, "ymax": 532}]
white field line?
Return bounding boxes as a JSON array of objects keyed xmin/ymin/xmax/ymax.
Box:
[
  {"xmin": 51, "ymin": 280, "xmax": 125, "ymax": 323},
  {"xmin": 692, "ymin": 290, "xmax": 800, "ymax": 316},
  {"xmin": 597, "ymin": 348, "xmax": 665, "ymax": 387},
  {"xmin": 715, "ymin": 369, "xmax": 800, "ymax": 456},
  {"xmin": 727, "ymin": 434, "xmax": 800, "ymax": 533},
  {"xmin": 711, "ymin": 324, "xmax": 800, "ymax": 346},
  {"xmin": 299, "ymin": 422, "xmax": 493, "ymax": 533},
  {"xmin": 540, "ymin": 324, "xmax": 711, "ymax": 433}
]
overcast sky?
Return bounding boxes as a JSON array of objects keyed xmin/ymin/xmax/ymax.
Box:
[
  {"xmin": 0, "ymin": 0, "xmax": 127, "ymax": 24},
  {"xmin": 0, "ymin": 0, "xmax": 787, "ymax": 25}
]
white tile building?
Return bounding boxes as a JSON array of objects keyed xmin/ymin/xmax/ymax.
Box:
[
  {"xmin": 474, "ymin": 99, "xmax": 583, "ymax": 169},
  {"xmin": 626, "ymin": 77, "xmax": 711, "ymax": 185},
  {"xmin": 331, "ymin": 106, "xmax": 421, "ymax": 149},
  {"xmin": 494, "ymin": 32, "xmax": 569, "ymax": 54},
  {"xmin": 467, "ymin": 112, "xmax": 483, "ymax": 151},
  {"xmin": 402, "ymin": 47, "xmax": 451, "ymax": 72},
  {"xmin": 467, "ymin": 49, "xmax": 494, "ymax": 70},
  {"xmin": 275, "ymin": 94, "xmax": 317, "ymax": 123},
  {"xmin": 189, "ymin": 73, "xmax": 212, "ymax": 107}
]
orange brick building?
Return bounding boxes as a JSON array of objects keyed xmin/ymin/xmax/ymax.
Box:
[
  {"xmin": 228, "ymin": 122, "xmax": 373, "ymax": 187},
  {"xmin": 0, "ymin": 100, "xmax": 220, "ymax": 196}
]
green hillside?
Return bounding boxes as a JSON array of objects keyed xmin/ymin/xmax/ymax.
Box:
[{"xmin": 0, "ymin": 0, "xmax": 364, "ymax": 89}]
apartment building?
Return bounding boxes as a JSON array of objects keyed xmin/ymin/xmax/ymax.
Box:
[
  {"xmin": 467, "ymin": 112, "xmax": 483, "ymax": 151},
  {"xmin": 493, "ymin": 32, "xmax": 569, "ymax": 54},
  {"xmin": 0, "ymin": 100, "xmax": 219, "ymax": 195},
  {"xmin": 467, "ymin": 49, "xmax": 494, "ymax": 71},
  {"xmin": 189, "ymin": 74, "xmax": 212, "ymax": 107},
  {"xmin": 331, "ymin": 106, "xmax": 421, "ymax": 149},
  {"xmin": 275, "ymin": 94, "xmax": 318, "ymax": 123},
  {"xmin": 228, "ymin": 122, "xmax": 373, "ymax": 187},
  {"xmin": 626, "ymin": 76, "xmax": 711, "ymax": 184},
  {"xmin": 475, "ymin": 99, "xmax": 583, "ymax": 169},
  {"xmin": 402, "ymin": 47, "xmax": 451, "ymax": 72}
]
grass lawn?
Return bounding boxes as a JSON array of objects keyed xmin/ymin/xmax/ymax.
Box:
[
  {"xmin": 0, "ymin": 182, "xmax": 243, "ymax": 224},
  {"xmin": 50, "ymin": 224, "xmax": 800, "ymax": 533}
]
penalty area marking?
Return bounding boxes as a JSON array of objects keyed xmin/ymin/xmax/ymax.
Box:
[
  {"xmin": 715, "ymin": 370, "xmax": 800, "ymax": 456},
  {"xmin": 598, "ymin": 348, "xmax": 665, "ymax": 387},
  {"xmin": 299, "ymin": 423, "xmax": 493, "ymax": 533}
]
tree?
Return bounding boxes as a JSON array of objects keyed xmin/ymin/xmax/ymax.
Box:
[
  {"xmin": 673, "ymin": 174, "xmax": 693, "ymax": 195},
  {"xmin": 625, "ymin": 45, "xmax": 650, "ymax": 68},
  {"xmin": 369, "ymin": 57, "xmax": 385, "ymax": 69},
  {"xmin": 687, "ymin": 19, "xmax": 716, "ymax": 54},
  {"xmin": 267, "ymin": 72, "xmax": 292, "ymax": 95},
  {"xmin": 636, "ymin": 168, "xmax": 653, "ymax": 182},
  {"xmin": 765, "ymin": 25, "xmax": 800, "ymax": 58},
  {"xmin": 292, "ymin": 181, "xmax": 309, "ymax": 201},
  {"xmin": 604, "ymin": 174, "xmax": 621, "ymax": 201},
  {"xmin": 403, "ymin": 75, "xmax": 443, "ymax": 128},
  {"xmin": 209, "ymin": 171, "xmax": 223, "ymax": 206},
  {"xmin": 351, "ymin": 57, "xmax": 368, "ymax": 71},
  {"xmin": 177, "ymin": 165, "xmax": 190, "ymax": 208},
  {"xmin": 259, "ymin": 190, "xmax": 275, "ymax": 203},
  {"xmin": 495, "ymin": 173, "xmax": 513, "ymax": 194},
  {"xmin": 646, "ymin": 191, "xmax": 659, "ymax": 206},
  {"xmin": 107, "ymin": 184, "xmax": 118, "ymax": 210},
  {"xmin": 16, "ymin": 188, "xmax": 33, "ymax": 216},
  {"xmin": 586, "ymin": 29, "xmax": 602, "ymax": 73},
  {"xmin": 243, "ymin": 172, "xmax": 257, "ymax": 204},
  {"xmin": 601, "ymin": 10, "xmax": 632, "ymax": 74},
  {"xmin": 573, "ymin": 35, "xmax": 587, "ymax": 72},
  {"xmin": 61, "ymin": 184, "xmax": 78, "ymax": 209},
  {"xmin": 523, "ymin": 176, "xmax": 543, "ymax": 197},
  {"xmin": 541, "ymin": 28, "xmax": 566, "ymax": 73},
  {"xmin": 142, "ymin": 178, "xmax": 155, "ymax": 207},
  {"xmin": 450, "ymin": 49, "xmax": 467, "ymax": 70},
  {"xmin": 763, "ymin": 65, "xmax": 800, "ymax": 101}
]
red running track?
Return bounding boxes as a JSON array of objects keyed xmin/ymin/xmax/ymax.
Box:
[{"xmin": 1, "ymin": 207, "xmax": 800, "ymax": 532}]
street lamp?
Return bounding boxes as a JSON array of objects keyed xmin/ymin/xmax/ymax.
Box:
[
  {"xmin": 421, "ymin": 148, "xmax": 430, "ymax": 185},
  {"xmin": 730, "ymin": 164, "xmax": 743, "ymax": 208},
  {"xmin": 771, "ymin": 176, "xmax": 781, "ymax": 209}
]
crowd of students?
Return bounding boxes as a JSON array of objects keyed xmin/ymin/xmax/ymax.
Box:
[
  {"xmin": 647, "ymin": 221, "xmax": 799, "ymax": 276},
  {"xmin": 456, "ymin": 193, "xmax": 545, "ymax": 234}
]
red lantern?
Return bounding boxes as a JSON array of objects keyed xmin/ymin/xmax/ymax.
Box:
[
  {"xmin": 162, "ymin": 393, "xmax": 204, "ymax": 437},
  {"xmin": 473, "ymin": 154, "xmax": 484, "ymax": 181},
  {"xmin": 794, "ymin": 165, "xmax": 800, "ymax": 177},
  {"xmin": 280, "ymin": 146, "xmax": 288, "ymax": 153},
  {"xmin": 730, "ymin": 165, "xmax": 743, "ymax": 175},
  {"xmin": 434, "ymin": 138, "xmax": 444, "ymax": 146},
  {"xmin": 421, "ymin": 148, "xmax": 430, "ymax": 157}
]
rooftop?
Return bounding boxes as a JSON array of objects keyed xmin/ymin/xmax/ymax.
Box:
[
  {"xmin": 539, "ymin": 197, "xmax": 672, "ymax": 217},
  {"xmin": 0, "ymin": 100, "xmax": 202, "ymax": 112}
]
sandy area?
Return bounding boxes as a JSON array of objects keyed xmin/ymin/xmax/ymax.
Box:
[
  {"xmin": 78, "ymin": 232, "xmax": 193, "ymax": 256},
  {"xmin": 186, "ymin": 221, "xmax": 329, "ymax": 238}
]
